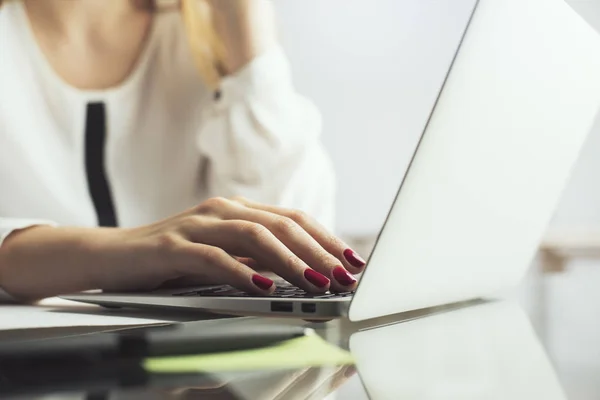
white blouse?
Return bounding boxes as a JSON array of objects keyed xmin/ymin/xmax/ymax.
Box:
[{"xmin": 0, "ymin": 2, "xmax": 335, "ymax": 248}]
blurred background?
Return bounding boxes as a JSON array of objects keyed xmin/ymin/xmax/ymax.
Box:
[{"xmin": 273, "ymin": 0, "xmax": 600, "ymax": 398}]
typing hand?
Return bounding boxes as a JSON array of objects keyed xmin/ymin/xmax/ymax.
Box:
[
  {"xmin": 0, "ymin": 198, "xmax": 366, "ymax": 300},
  {"xmin": 106, "ymin": 197, "xmax": 365, "ymax": 295}
]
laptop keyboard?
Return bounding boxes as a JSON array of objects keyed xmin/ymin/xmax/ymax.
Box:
[{"xmin": 172, "ymin": 280, "xmax": 354, "ymax": 299}]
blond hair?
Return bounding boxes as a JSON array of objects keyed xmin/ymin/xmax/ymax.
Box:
[{"xmin": 0, "ymin": 0, "xmax": 226, "ymax": 89}]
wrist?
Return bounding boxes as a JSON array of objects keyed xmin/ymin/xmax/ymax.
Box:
[{"xmin": 79, "ymin": 227, "xmax": 138, "ymax": 291}]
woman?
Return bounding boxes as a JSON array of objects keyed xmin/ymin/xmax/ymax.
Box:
[{"xmin": 0, "ymin": 0, "xmax": 366, "ymax": 301}]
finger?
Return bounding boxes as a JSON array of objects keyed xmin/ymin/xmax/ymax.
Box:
[
  {"xmin": 233, "ymin": 257, "xmax": 272, "ymax": 275},
  {"xmin": 181, "ymin": 216, "xmax": 330, "ymax": 293},
  {"xmin": 232, "ymin": 197, "xmax": 367, "ymax": 275},
  {"xmin": 175, "ymin": 242, "xmax": 276, "ymax": 295},
  {"xmin": 233, "ymin": 256, "xmax": 260, "ymax": 270},
  {"xmin": 160, "ymin": 259, "xmax": 262, "ymax": 288},
  {"xmin": 220, "ymin": 205, "xmax": 357, "ymax": 292}
]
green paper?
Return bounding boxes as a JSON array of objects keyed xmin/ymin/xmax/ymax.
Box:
[{"xmin": 144, "ymin": 334, "xmax": 354, "ymax": 373}]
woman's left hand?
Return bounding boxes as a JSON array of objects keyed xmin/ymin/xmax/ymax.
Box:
[{"xmin": 205, "ymin": 0, "xmax": 278, "ymax": 74}]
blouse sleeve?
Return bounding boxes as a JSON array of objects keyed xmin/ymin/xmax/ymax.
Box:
[{"xmin": 196, "ymin": 46, "xmax": 336, "ymax": 230}]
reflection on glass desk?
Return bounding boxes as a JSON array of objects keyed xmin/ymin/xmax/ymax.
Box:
[
  {"xmin": 0, "ymin": 301, "xmax": 567, "ymax": 400},
  {"xmin": 351, "ymin": 301, "xmax": 565, "ymax": 400}
]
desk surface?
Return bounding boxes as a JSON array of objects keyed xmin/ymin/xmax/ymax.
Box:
[{"xmin": 0, "ymin": 299, "xmax": 589, "ymax": 399}]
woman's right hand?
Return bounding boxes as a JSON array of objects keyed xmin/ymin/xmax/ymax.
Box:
[{"xmin": 0, "ymin": 197, "xmax": 366, "ymax": 300}]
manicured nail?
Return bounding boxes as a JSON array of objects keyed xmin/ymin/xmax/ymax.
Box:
[
  {"xmin": 343, "ymin": 249, "xmax": 366, "ymax": 268},
  {"xmin": 333, "ymin": 266, "xmax": 357, "ymax": 286},
  {"xmin": 252, "ymin": 274, "xmax": 274, "ymax": 290},
  {"xmin": 304, "ymin": 269, "xmax": 330, "ymax": 288}
]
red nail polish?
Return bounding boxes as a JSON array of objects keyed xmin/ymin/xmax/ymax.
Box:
[
  {"xmin": 333, "ymin": 266, "xmax": 357, "ymax": 286},
  {"xmin": 252, "ymin": 274, "xmax": 274, "ymax": 290},
  {"xmin": 344, "ymin": 249, "xmax": 366, "ymax": 268},
  {"xmin": 304, "ymin": 269, "xmax": 330, "ymax": 288}
]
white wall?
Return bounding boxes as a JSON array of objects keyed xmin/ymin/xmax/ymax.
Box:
[
  {"xmin": 550, "ymin": 0, "xmax": 600, "ymax": 230},
  {"xmin": 274, "ymin": 0, "xmax": 600, "ymax": 236},
  {"xmin": 274, "ymin": 0, "xmax": 478, "ymax": 235}
]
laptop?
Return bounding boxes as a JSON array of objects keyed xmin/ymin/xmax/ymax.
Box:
[{"xmin": 63, "ymin": 0, "xmax": 600, "ymax": 322}]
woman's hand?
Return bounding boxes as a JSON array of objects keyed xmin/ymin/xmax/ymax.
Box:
[
  {"xmin": 0, "ymin": 197, "xmax": 366, "ymax": 301},
  {"xmin": 205, "ymin": 0, "xmax": 278, "ymax": 74},
  {"xmin": 100, "ymin": 196, "xmax": 364, "ymax": 294}
]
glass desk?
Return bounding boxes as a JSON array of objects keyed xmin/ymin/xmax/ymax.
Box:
[{"xmin": 0, "ymin": 300, "xmax": 581, "ymax": 399}]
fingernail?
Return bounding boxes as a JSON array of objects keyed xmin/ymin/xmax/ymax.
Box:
[
  {"xmin": 333, "ymin": 266, "xmax": 357, "ymax": 286},
  {"xmin": 343, "ymin": 249, "xmax": 366, "ymax": 268},
  {"xmin": 304, "ymin": 269, "xmax": 330, "ymax": 288},
  {"xmin": 252, "ymin": 274, "xmax": 274, "ymax": 290}
]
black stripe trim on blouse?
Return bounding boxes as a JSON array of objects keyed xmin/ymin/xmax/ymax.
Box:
[{"xmin": 84, "ymin": 102, "xmax": 118, "ymax": 227}]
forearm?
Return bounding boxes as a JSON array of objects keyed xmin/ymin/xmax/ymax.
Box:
[
  {"xmin": 0, "ymin": 226, "xmax": 120, "ymax": 300},
  {"xmin": 210, "ymin": 0, "xmax": 278, "ymax": 74}
]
